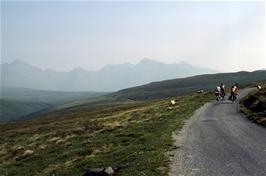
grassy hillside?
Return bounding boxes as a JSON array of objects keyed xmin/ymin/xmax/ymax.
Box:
[
  {"xmin": 0, "ymin": 99, "xmax": 51, "ymax": 122},
  {"xmin": 0, "ymin": 92, "xmax": 213, "ymax": 176},
  {"xmin": 240, "ymin": 81, "xmax": 266, "ymax": 127},
  {"xmin": 1, "ymin": 87, "xmax": 107, "ymax": 105},
  {"xmin": 0, "ymin": 87, "xmax": 107, "ymax": 122},
  {"xmin": 41, "ymin": 70, "xmax": 266, "ymax": 115},
  {"xmin": 2, "ymin": 70, "xmax": 264, "ymax": 123},
  {"xmin": 110, "ymin": 70, "xmax": 266, "ymax": 100}
]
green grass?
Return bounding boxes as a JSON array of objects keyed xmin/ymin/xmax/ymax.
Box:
[
  {"xmin": 240, "ymin": 81, "xmax": 266, "ymax": 127},
  {"xmin": 53, "ymin": 95, "xmax": 125, "ymax": 111},
  {"xmin": 0, "ymin": 92, "xmax": 212, "ymax": 176},
  {"xmin": 0, "ymin": 87, "xmax": 107, "ymax": 122},
  {"xmin": 111, "ymin": 70, "xmax": 266, "ymax": 101},
  {"xmin": 1, "ymin": 87, "xmax": 107, "ymax": 105},
  {"xmin": 0, "ymin": 99, "xmax": 51, "ymax": 122}
]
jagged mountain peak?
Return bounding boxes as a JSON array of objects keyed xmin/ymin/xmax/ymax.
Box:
[
  {"xmin": 2, "ymin": 59, "xmax": 218, "ymax": 91},
  {"xmin": 7, "ymin": 60, "xmax": 29, "ymax": 66},
  {"xmin": 137, "ymin": 58, "xmax": 163, "ymax": 65},
  {"xmin": 71, "ymin": 67, "xmax": 88, "ymax": 73}
]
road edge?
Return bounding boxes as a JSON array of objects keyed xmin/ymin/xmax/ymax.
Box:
[{"xmin": 167, "ymin": 102, "xmax": 212, "ymax": 176}]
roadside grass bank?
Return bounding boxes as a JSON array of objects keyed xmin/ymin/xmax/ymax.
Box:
[
  {"xmin": 0, "ymin": 92, "xmax": 212, "ymax": 176},
  {"xmin": 240, "ymin": 83, "xmax": 266, "ymax": 127}
]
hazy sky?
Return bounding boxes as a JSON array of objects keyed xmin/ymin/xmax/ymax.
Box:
[{"xmin": 1, "ymin": 1, "xmax": 265, "ymax": 72}]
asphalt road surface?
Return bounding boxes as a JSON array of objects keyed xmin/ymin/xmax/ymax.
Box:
[{"xmin": 169, "ymin": 88, "xmax": 266, "ymax": 176}]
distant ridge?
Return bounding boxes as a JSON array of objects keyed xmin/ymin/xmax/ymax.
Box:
[
  {"xmin": 1, "ymin": 59, "xmax": 218, "ymax": 92},
  {"xmin": 110, "ymin": 70, "xmax": 266, "ymax": 100},
  {"xmin": 0, "ymin": 87, "xmax": 106, "ymax": 122},
  {"xmin": 1, "ymin": 70, "xmax": 265, "ymax": 122}
]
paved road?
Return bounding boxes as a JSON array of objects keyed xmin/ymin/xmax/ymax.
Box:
[{"xmin": 169, "ymin": 88, "xmax": 266, "ymax": 176}]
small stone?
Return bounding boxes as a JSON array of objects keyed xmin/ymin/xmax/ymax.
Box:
[
  {"xmin": 197, "ymin": 90, "xmax": 204, "ymax": 93},
  {"xmin": 171, "ymin": 145, "xmax": 180, "ymax": 150},
  {"xmin": 104, "ymin": 166, "xmax": 115, "ymax": 175},
  {"xmin": 83, "ymin": 166, "xmax": 115, "ymax": 176}
]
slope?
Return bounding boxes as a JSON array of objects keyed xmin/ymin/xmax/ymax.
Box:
[
  {"xmin": 0, "ymin": 87, "xmax": 107, "ymax": 122},
  {"xmin": 240, "ymin": 81, "xmax": 266, "ymax": 126},
  {"xmin": 0, "ymin": 91, "xmax": 213, "ymax": 176},
  {"xmin": 111, "ymin": 70, "xmax": 266, "ymax": 100},
  {"xmin": 0, "ymin": 99, "xmax": 51, "ymax": 122}
]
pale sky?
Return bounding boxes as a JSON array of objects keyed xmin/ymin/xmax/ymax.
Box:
[{"xmin": 1, "ymin": 1, "xmax": 265, "ymax": 72}]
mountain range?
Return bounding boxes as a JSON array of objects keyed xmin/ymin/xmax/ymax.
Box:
[{"xmin": 1, "ymin": 58, "xmax": 218, "ymax": 92}]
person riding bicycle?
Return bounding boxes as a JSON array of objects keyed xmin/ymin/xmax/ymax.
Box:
[
  {"xmin": 220, "ymin": 83, "xmax": 225, "ymax": 99},
  {"xmin": 215, "ymin": 86, "xmax": 222, "ymax": 101},
  {"xmin": 229, "ymin": 83, "xmax": 238, "ymax": 101}
]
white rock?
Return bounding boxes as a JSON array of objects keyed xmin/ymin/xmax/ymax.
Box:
[
  {"xmin": 171, "ymin": 100, "xmax": 176, "ymax": 105},
  {"xmin": 104, "ymin": 166, "xmax": 115, "ymax": 175}
]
